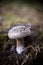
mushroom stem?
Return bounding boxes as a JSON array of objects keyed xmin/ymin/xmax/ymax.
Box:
[{"xmin": 16, "ymin": 38, "xmax": 25, "ymax": 54}]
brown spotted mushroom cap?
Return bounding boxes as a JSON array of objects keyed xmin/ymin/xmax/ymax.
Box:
[{"xmin": 8, "ymin": 25, "xmax": 31, "ymax": 39}]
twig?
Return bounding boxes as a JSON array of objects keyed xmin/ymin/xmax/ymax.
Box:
[{"xmin": 21, "ymin": 53, "xmax": 32, "ymax": 65}]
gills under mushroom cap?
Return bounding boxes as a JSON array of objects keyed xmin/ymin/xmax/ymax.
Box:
[{"xmin": 8, "ymin": 25, "xmax": 31, "ymax": 39}]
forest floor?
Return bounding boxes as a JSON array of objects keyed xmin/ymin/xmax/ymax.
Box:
[{"xmin": 0, "ymin": 3, "xmax": 43, "ymax": 65}]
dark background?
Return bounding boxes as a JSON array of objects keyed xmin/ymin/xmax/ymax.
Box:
[{"xmin": 0, "ymin": 0, "xmax": 43, "ymax": 4}]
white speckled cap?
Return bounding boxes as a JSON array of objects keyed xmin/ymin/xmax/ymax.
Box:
[{"xmin": 8, "ymin": 25, "xmax": 31, "ymax": 39}]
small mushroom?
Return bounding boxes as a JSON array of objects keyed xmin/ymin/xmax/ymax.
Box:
[{"xmin": 8, "ymin": 25, "xmax": 31, "ymax": 54}]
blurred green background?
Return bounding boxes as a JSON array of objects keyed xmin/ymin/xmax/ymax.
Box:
[{"xmin": 0, "ymin": 0, "xmax": 43, "ymax": 31}]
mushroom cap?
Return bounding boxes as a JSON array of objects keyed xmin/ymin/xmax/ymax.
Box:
[{"xmin": 8, "ymin": 25, "xmax": 31, "ymax": 39}]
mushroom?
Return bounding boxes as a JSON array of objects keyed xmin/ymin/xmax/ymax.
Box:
[{"xmin": 8, "ymin": 25, "xmax": 31, "ymax": 54}]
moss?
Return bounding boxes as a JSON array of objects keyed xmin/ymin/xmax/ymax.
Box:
[
  {"xmin": 0, "ymin": 33, "xmax": 9, "ymax": 44},
  {"xmin": 36, "ymin": 31, "xmax": 43, "ymax": 42}
]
